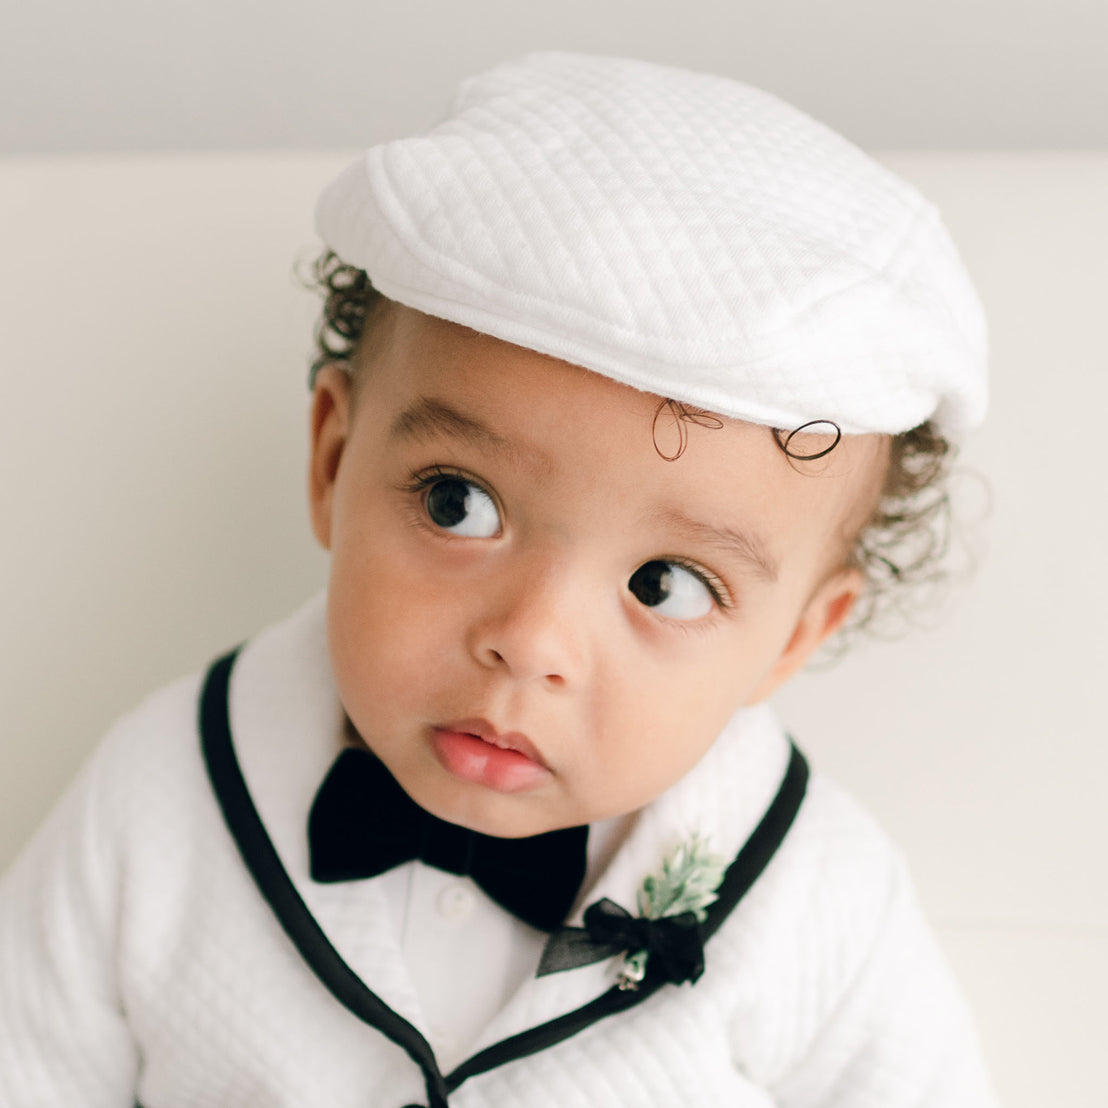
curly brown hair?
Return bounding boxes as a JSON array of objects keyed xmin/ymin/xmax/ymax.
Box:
[{"xmin": 306, "ymin": 250, "xmax": 955, "ymax": 637}]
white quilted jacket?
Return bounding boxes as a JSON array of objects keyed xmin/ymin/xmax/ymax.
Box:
[{"xmin": 0, "ymin": 598, "xmax": 996, "ymax": 1107}]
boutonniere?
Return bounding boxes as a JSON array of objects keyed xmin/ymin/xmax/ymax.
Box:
[{"xmin": 537, "ymin": 833, "xmax": 728, "ymax": 991}]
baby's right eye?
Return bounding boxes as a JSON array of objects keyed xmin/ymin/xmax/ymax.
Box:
[{"xmin": 424, "ymin": 476, "xmax": 501, "ymax": 537}]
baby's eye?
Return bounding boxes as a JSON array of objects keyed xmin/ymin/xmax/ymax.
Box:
[
  {"xmin": 628, "ymin": 560, "xmax": 715, "ymax": 620},
  {"xmin": 424, "ymin": 476, "xmax": 501, "ymax": 537}
]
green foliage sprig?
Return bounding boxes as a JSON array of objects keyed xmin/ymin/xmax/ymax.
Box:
[{"xmin": 637, "ymin": 833, "xmax": 728, "ymax": 922}]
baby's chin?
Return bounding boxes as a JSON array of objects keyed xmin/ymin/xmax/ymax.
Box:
[
  {"xmin": 416, "ymin": 788, "xmax": 581, "ymax": 840},
  {"xmin": 400, "ymin": 772, "xmax": 592, "ymax": 839}
]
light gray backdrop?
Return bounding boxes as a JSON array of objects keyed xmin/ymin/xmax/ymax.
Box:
[{"xmin": 2, "ymin": 0, "xmax": 1107, "ymax": 152}]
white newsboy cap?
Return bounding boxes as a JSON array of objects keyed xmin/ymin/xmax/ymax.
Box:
[{"xmin": 316, "ymin": 53, "xmax": 987, "ymax": 436}]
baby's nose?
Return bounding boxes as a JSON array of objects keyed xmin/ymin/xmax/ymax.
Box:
[{"xmin": 466, "ymin": 569, "xmax": 588, "ymax": 686}]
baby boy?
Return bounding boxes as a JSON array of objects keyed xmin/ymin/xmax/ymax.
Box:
[{"xmin": 0, "ymin": 53, "xmax": 995, "ymax": 1107}]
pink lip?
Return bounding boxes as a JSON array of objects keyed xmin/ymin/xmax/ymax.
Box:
[
  {"xmin": 441, "ymin": 718, "xmax": 547, "ymax": 765},
  {"xmin": 429, "ymin": 718, "xmax": 552, "ymax": 793}
]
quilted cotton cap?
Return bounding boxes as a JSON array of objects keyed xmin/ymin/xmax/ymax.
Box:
[{"xmin": 316, "ymin": 53, "xmax": 988, "ymax": 435}]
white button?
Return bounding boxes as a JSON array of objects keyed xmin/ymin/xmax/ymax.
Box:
[{"xmin": 436, "ymin": 883, "xmax": 476, "ymax": 924}]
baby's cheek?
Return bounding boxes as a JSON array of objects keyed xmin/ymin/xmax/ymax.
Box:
[{"xmin": 329, "ymin": 595, "xmax": 451, "ymax": 723}]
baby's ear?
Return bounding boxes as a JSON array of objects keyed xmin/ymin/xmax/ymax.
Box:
[
  {"xmin": 308, "ymin": 366, "xmax": 353, "ymax": 551},
  {"xmin": 743, "ymin": 568, "xmax": 863, "ymax": 704}
]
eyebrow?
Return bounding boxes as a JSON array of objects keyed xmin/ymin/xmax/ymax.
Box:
[
  {"xmin": 389, "ymin": 396, "xmax": 549, "ymax": 473},
  {"xmin": 654, "ymin": 507, "xmax": 779, "ymax": 583},
  {"xmin": 391, "ymin": 396, "xmax": 507, "ymax": 447}
]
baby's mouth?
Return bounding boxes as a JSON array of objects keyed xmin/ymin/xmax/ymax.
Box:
[
  {"xmin": 439, "ymin": 718, "xmax": 547, "ymax": 766},
  {"xmin": 429, "ymin": 719, "xmax": 552, "ymax": 792}
]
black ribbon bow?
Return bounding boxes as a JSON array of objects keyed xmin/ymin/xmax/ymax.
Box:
[
  {"xmin": 308, "ymin": 745, "xmax": 588, "ymax": 933},
  {"xmin": 537, "ymin": 896, "xmax": 706, "ymax": 985}
]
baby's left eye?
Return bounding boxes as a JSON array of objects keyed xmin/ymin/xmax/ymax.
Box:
[
  {"xmin": 628, "ymin": 560, "xmax": 715, "ymax": 620},
  {"xmin": 424, "ymin": 475, "xmax": 501, "ymax": 537}
]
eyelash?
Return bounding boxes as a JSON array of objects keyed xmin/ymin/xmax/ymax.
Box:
[
  {"xmin": 400, "ymin": 463, "xmax": 483, "ymax": 497},
  {"xmin": 399, "ymin": 464, "xmax": 734, "ymax": 613}
]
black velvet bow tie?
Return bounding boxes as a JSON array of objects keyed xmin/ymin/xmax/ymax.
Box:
[{"xmin": 308, "ymin": 746, "xmax": 588, "ymax": 933}]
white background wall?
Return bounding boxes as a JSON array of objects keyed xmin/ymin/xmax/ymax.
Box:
[{"xmin": 1, "ymin": 3, "xmax": 1106, "ymax": 1103}]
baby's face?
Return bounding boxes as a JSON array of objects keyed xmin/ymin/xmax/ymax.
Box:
[{"xmin": 310, "ymin": 305, "xmax": 884, "ymax": 838}]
